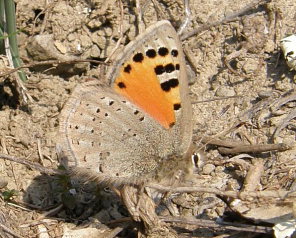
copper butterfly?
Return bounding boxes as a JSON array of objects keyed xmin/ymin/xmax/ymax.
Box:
[{"xmin": 58, "ymin": 20, "xmax": 193, "ymax": 185}]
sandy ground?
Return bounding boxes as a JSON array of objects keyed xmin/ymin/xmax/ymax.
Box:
[{"xmin": 1, "ymin": 0, "xmax": 296, "ymax": 237}]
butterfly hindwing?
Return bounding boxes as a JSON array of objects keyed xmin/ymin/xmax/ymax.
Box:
[{"xmin": 58, "ymin": 82, "xmax": 186, "ymax": 184}]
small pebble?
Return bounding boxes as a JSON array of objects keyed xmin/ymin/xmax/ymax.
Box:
[
  {"xmin": 202, "ymin": 164, "xmax": 215, "ymax": 175},
  {"xmin": 90, "ymin": 45, "xmax": 100, "ymax": 58},
  {"xmin": 215, "ymin": 87, "xmax": 235, "ymax": 97},
  {"xmin": 0, "ymin": 178, "xmax": 8, "ymax": 189},
  {"xmin": 258, "ymin": 91, "xmax": 273, "ymax": 99}
]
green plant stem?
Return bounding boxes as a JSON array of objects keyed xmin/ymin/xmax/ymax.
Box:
[
  {"xmin": 4, "ymin": 0, "xmax": 26, "ymax": 81},
  {"xmin": 0, "ymin": 0, "xmax": 5, "ymax": 54}
]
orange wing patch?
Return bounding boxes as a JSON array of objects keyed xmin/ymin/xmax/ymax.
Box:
[{"xmin": 113, "ymin": 47, "xmax": 181, "ymax": 129}]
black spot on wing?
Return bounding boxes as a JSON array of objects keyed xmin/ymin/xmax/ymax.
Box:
[
  {"xmin": 173, "ymin": 103, "xmax": 181, "ymax": 110},
  {"xmin": 117, "ymin": 82, "xmax": 126, "ymax": 88},
  {"xmin": 171, "ymin": 49, "xmax": 178, "ymax": 57},
  {"xmin": 155, "ymin": 63, "xmax": 177, "ymax": 75},
  {"xmin": 133, "ymin": 53, "xmax": 144, "ymax": 62},
  {"xmin": 155, "ymin": 65, "xmax": 165, "ymax": 75},
  {"xmin": 160, "ymin": 78, "xmax": 179, "ymax": 92},
  {"xmin": 124, "ymin": 64, "xmax": 132, "ymax": 73},
  {"xmin": 165, "ymin": 63, "xmax": 175, "ymax": 73},
  {"xmin": 158, "ymin": 47, "xmax": 169, "ymax": 56},
  {"xmin": 146, "ymin": 49, "xmax": 156, "ymax": 58}
]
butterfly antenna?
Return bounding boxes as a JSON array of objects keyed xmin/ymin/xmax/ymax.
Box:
[
  {"xmin": 135, "ymin": 0, "xmax": 145, "ymax": 34},
  {"xmin": 178, "ymin": 0, "xmax": 191, "ymax": 36},
  {"xmin": 104, "ymin": 0, "xmax": 124, "ymax": 63}
]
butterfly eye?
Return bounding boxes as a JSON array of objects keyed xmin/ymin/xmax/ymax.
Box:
[{"xmin": 191, "ymin": 152, "xmax": 205, "ymax": 171}]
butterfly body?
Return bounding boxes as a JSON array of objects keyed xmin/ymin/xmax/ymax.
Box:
[{"xmin": 58, "ymin": 20, "xmax": 193, "ymax": 186}]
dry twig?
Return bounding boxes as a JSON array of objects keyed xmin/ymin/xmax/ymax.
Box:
[
  {"xmin": 147, "ymin": 184, "xmax": 296, "ymax": 201},
  {"xmin": 0, "ymin": 153, "xmax": 61, "ymax": 175},
  {"xmin": 218, "ymin": 143, "xmax": 291, "ymax": 155},
  {"xmin": 0, "ymin": 222, "xmax": 23, "ymax": 238},
  {"xmin": 181, "ymin": 0, "xmax": 270, "ymax": 40},
  {"xmin": 195, "ymin": 136, "xmax": 291, "ymax": 154},
  {"xmin": 161, "ymin": 216, "xmax": 272, "ymax": 234},
  {"xmin": 0, "ymin": 59, "xmax": 108, "ymax": 79}
]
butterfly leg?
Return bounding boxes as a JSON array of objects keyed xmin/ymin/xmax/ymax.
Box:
[
  {"xmin": 121, "ymin": 185, "xmax": 141, "ymax": 222},
  {"xmin": 120, "ymin": 185, "xmax": 178, "ymax": 237}
]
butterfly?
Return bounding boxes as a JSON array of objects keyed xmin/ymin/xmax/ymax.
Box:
[{"xmin": 58, "ymin": 20, "xmax": 193, "ymax": 186}]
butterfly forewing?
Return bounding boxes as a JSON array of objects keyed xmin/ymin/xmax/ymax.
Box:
[{"xmin": 108, "ymin": 20, "xmax": 192, "ymax": 133}]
